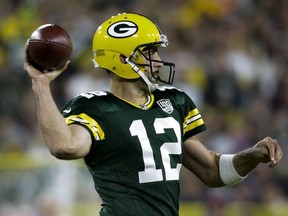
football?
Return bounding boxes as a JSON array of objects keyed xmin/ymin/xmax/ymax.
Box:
[{"xmin": 27, "ymin": 24, "xmax": 73, "ymax": 72}]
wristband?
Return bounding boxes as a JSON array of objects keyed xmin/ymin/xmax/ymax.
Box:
[{"xmin": 219, "ymin": 154, "xmax": 247, "ymax": 186}]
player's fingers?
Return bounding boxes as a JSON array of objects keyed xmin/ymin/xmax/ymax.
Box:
[
  {"xmin": 23, "ymin": 60, "xmax": 33, "ymax": 72},
  {"xmin": 273, "ymin": 140, "xmax": 283, "ymax": 163},
  {"xmin": 24, "ymin": 40, "xmax": 32, "ymax": 64},
  {"xmin": 266, "ymin": 137, "xmax": 276, "ymax": 162},
  {"xmin": 41, "ymin": 61, "xmax": 70, "ymax": 80},
  {"xmin": 266, "ymin": 137, "xmax": 282, "ymax": 167},
  {"xmin": 47, "ymin": 60, "xmax": 70, "ymax": 74},
  {"xmin": 23, "ymin": 61, "xmax": 28, "ymax": 70},
  {"xmin": 24, "ymin": 39, "xmax": 29, "ymax": 49},
  {"xmin": 61, "ymin": 60, "xmax": 70, "ymax": 70},
  {"xmin": 24, "ymin": 63, "xmax": 39, "ymax": 75}
]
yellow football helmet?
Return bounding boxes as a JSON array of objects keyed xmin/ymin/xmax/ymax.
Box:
[{"xmin": 92, "ymin": 13, "xmax": 175, "ymax": 88}]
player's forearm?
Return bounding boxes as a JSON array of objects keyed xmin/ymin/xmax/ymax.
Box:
[
  {"xmin": 32, "ymin": 78, "xmax": 73, "ymax": 157},
  {"xmin": 217, "ymin": 151, "xmax": 256, "ymax": 186},
  {"xmin": 233, "ymin": 148, "xmax": 259, "ymax": 177}
]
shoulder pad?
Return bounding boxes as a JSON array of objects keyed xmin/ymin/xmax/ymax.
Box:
[
  {"xmin": 77, "ymin": 91, "xmax": 108, "ymax": 99},
  {"xmin": 157, "ymin": 86, "xmax": 182, "ymax": 92}
]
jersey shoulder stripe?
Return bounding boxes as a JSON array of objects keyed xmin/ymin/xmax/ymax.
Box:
[
  {"xmin": 65, "ymin": 113, "xmax": 105, "ymax": 140},
  {"xmin": 183, "ymin": 108, "xmax": 204, "ymax": 134}
]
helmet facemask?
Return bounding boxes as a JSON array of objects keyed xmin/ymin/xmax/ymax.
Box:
[{"xmin": 126, "ymin": 36, "xmax": 175, "ymax": 88}]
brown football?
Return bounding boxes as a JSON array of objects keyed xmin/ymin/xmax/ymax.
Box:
[{"xmin": 27, "ymin": 24, "xmax": 73, "ymax": 72}]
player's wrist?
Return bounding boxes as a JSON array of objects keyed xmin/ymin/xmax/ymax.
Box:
[
  {"xmin": 32, "ymin": 77, "xmax": 50, "ymax": 84},
  {"xmin": 31, "ymin": 78, "xmax": 51, "ymax": 93},
  {"xmin": 219, "ymin": 154, "xmax": 247, "ymax": 186}
]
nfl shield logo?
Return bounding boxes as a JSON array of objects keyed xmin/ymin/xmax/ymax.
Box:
[{"xmin": 157, "ymin": 99, "xmax": 174, "ymax": 114}]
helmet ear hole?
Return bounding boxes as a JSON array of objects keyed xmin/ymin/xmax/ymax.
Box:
[{"xmin": 120, "ymin": 54, "xmax": 127, "ymax": 64}]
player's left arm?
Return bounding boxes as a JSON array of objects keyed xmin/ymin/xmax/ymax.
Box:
[
  {"xmin": 182, "ymin": 136, "xmax": 223, "ymax": 187},
  {"xmin": 182, "ymin": 136, "xmax": 283, "ymax": 187}
]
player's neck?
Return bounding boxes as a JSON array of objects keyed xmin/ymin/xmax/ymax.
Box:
[{"xmin": 110, "ymin": 79, "xmax": 149, "ymax": 106}]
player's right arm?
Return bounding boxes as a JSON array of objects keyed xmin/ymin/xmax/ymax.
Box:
[{"xmin": 24, "ymin": 52, "xmax": 92, "ymax": 160}]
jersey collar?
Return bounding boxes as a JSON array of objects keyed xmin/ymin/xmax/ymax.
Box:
[{"xmin": 113, "ymin": 93, "xmax": 155, "ymax": 110}]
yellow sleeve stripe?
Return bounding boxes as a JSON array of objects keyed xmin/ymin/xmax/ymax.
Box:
[
  {"xmin": 183, "ymin": 108, "xmax": 204, "ymax": 134},
  {"xmin": 65, "ymin": 113, "xmax": 105, "ymax": 141},
  {"xmin": 184, "ymin": 118, "xmax": 204, "ymax": 134}
]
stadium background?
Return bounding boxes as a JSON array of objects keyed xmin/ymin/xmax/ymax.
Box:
[{"xmin": 0, "ymin": 0, "xmax": 288, "ymax": 215}]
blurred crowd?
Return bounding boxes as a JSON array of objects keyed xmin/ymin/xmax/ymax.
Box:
[{"xmin": 0, "ymin": 0, "xmax": 288, "ymax": 215}]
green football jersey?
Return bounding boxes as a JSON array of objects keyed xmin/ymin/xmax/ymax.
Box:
[{"xmin": 61, "ymin": 86, "xmax": 206, "ymax": 216}]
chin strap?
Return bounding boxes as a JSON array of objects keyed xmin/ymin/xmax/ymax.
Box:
[
  {"xmin": 92, "ymin": 59, "xmax": 99, "ymax": 68},
  {"xmin": 125, "ymin": 58, "xmax": 158, "ymax": 92}
]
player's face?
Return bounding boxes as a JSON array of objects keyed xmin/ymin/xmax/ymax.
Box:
[
  {"xmin": 133, "ymin": 47, "xmax": 164, "ymax": 94},
  {"xmin": 142, "ymin": 48, "xmax": 163, "ymax": 84}
]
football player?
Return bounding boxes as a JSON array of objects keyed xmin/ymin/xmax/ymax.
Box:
[{"xmin": 24, "ymin": 13, "xmax": 283, "ymax": 216}]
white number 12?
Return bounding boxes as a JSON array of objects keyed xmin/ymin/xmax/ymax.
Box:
[{"xmin": 129, "ymin": 117, "xmax": 182, "ymax": 184}]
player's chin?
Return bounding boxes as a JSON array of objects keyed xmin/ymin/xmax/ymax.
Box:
[
  {"xmin": 150, "ymin": 79, "xmax": 158, "ymax": 84},
  {"xmin": 149, "ymin": 75, "xmax": 158, "ymax": 84}
]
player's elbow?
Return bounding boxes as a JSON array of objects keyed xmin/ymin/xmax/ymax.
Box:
[
  {"xmin": 200, "ymin": 171, "xmax": 225, "ymax": 188},
  {"xmin": 49, "ymin": 145, "xmax": 80, "ymax": 160},
  {"xmin": 203, "ymin": 179, "xmax": 225, "ymax": 188}
]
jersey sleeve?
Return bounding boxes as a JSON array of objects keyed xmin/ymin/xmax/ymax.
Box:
[
  {"xmin": 180, "ymin": 91, "xmax": 207, "ymax": 142},
  {"xmin": 60, "ymin": 94, "xmax": 105, "ymax": 142}
]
